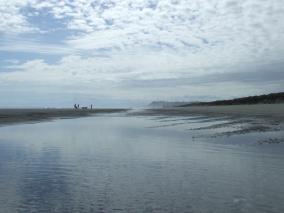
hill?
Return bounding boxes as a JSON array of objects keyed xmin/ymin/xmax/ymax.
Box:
[{"xmin": 179, "ymin": 92, "xmax": 284, "ymax": 107}]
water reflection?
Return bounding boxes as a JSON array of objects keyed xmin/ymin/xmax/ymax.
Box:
[
  {"xmin": 17, "ymin": 147, "xmax": 72, "ymax": 213},
  {"xmin": 0, "ymin": 115, "xmax": 283, "ymax": 213}
]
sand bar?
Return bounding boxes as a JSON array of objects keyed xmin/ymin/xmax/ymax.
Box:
[{"xmin": 0, "ymin": 108, "xmax": 128, "ymax": 126}]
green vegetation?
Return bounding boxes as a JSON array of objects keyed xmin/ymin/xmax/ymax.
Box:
[{"xmin": 179, "ymin": 92, "xmax": 284, "ymax": 107}]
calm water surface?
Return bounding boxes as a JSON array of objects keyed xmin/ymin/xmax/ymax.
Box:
[{"xmin": 0, "ymin": 113, "xmax": 284, "ymax": 213}]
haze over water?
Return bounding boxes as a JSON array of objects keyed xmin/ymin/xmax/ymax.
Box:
[{"xmin": 0, "ymin": 113, "xmax": 283, "ymax": 213}]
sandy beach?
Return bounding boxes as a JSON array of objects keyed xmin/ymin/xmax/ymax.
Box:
[
  {"xmin": 135, "ymin": 103, "xmax": 284, "ymax": 120},
  {"xmin": 1, "ymin": 104, "xmax": 283, "ymax": 127},
  {"xmin": 127, "ymin": 103, "xmax": 284, "ymax": 144},
  {"xmin": 0, "ymin": 108, "xmax": 128, "ymax": 126}
]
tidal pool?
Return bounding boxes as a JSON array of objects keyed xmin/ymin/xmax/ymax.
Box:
[{"xmin": 0, "ymin": 113, "xmax": 283, "ymax": 213}]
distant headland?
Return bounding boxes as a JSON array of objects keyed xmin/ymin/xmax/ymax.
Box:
[
  {"xmin": 148, "ymin": 92, "xmax": 284, "ymax": 108},
  {"xmin": 179, "ymin": 92, "xmax": 284, "ymax": 107}
]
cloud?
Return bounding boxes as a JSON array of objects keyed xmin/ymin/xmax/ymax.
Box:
[
  {"xmin": 0, "ymin": 0, "xmax": 284, "ymax": 106},
  {"xmin": 0, "ymin": 38, "xmax": 77, "ymax": 55},
  {"xmin": 0, "ymin": 0, "xmax": 35, "ymax": 33},
  {"xmin": 2, "ymin": 0, "xmax": 284, "ymax": 60}
]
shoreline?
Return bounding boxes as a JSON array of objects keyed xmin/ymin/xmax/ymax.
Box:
[
  {"xmin": 1, "ymin": 104, "xmax": 284, "ymax": 127},
  {"xmin": 133, "ymin": 103, "xmax": 284, "ymax": 120},
  {"xmin": 130, "ymin": 104, "xmax": 284, "ymax": 143},
  {"xmin": 0, "ymin": 108, "xmax": 129, "ymax": 126}
]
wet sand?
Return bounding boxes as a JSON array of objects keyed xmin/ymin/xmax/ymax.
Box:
[
  {"xmin": 1, "ymin": 115, "xmax": 284, "ymax": 212},
  {"xmin": 2, "ymin": 104, "xmax": 283, "ymax": 127},
  {"xmin": 134, "ymin": 104, "xmax": 284, "ymax": 120},
  {"xmin": 0, "ymin": 108, "xmax": 128, "ymax": 126},
  {"xmin": 128, "ymin": 104, "xmax": 284, "ymax": 144}
]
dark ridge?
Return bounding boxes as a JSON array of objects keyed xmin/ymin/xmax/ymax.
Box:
[{"xmin": 179, "ymin": 92, "xmax": 284, "ymax": 107}]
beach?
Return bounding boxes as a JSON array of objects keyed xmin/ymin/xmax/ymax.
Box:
[
  {"xmin": 1, "ymin": 104, "xmax": 284, "ymax": 127},
  {"xmin": 0, "ymin": 104, "xmax": 284, "ymax": 212},
  {"xmin": 134, "ymin": 103, "xmax": 284, "ymax": 120},
  {"xmin": 0, "ymin": 109, "xmax": 283, "ymax": 212},
  {"xmin": 0, "ymin": 108, "xmax": 128, "ymax": 126}
]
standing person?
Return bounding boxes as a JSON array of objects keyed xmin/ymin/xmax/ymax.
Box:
[{"xmin": 91, "ymin": 104, "xmax": 93, "ymax": 110}]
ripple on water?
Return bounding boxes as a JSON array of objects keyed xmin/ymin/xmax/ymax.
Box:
[{"xmin": 0, "ymin": 115, "xmax": 283, "ymax": 213}]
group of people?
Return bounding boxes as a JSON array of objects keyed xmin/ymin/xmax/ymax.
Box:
[
  {"xmin": 74, "ymin": 104, "xmax": 93, "ymax": 109},
  {"xmin": 74, "ymin": 104, "xmax": 80, "ymax": 109}
]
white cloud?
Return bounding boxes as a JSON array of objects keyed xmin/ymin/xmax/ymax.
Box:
[
  {"xmin": 0, "ymin": 39, "xmax": 78, "ymax": 55},
  {"xmin": 0, "ymin": 0, "xmax": 35, "ymax": 33},
  {"xmin": 1, "ymin": 0, "xmax": 284, "ymax": 106},
  {"xmin": 2, "ymin": 0, "xmax": 284, "ymax": 62}
]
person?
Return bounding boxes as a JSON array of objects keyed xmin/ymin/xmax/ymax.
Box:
[
  {"xmin": 91, "ymin": 104, "xmax": 93, "ymax": 109},
  {"xmin": 74, "ymin": 104, "xmax": 77, "ymax": 109}
]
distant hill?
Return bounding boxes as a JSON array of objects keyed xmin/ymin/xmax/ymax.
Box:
[
  {"xmin": 179, "ymin": 92, "xmax": 284, "ymax": 107},
  {"xmin": 148, "ymin": 101, "xmax": 192, "ymax": 108}
]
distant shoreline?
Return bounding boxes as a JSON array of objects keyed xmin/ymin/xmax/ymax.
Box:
[
  {"xmin": 180, "ymin": 92, "xmax": 284, "ymax": 107},
  {"xmin": 139, "ymin": 103, "xmax": 284, "ymax": 120},
  {"xmin": 1, "ymin": 104, "xmax": 284, "ymax": 127},
  {"xmin": 0, "ymin": 108, "xmax": 128, "ymax": 126}
]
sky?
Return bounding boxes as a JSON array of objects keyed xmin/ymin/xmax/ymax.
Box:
[{"xmin": 0, "ymin": 0, "xmax": 284, "ymax": 107}]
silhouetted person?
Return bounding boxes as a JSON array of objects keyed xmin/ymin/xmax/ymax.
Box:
[{"xmin": 91, "ymin": 104, "xmax": 93, "ymax": 109}]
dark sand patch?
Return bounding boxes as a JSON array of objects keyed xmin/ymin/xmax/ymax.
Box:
[
  {"xmin": 0, "ymin": 108, "xmax": 128, "ymax": 127},
  {"xmin": 188, "ymin": 119, "xmax": 253, "ymax": 131},
  {"xmin": 212, "ymin": 125, "xmax": 274, "ymax": 137}
]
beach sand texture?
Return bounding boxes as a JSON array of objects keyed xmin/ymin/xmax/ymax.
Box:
[
  {"xmin": 141, "ymin": 104, "xmax": 284, "ymax": 120},
  {"xmin": 0, "ymin": 108, "xmax": 128, "ymax": 126}
]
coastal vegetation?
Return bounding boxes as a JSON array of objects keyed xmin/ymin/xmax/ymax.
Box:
[{"xmin": 179, "ymin": 92, "xmax": 284, "ymax": 107}]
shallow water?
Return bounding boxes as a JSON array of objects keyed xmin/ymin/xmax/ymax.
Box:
[{"xmin": 0, "ymin": 113, "xmax": 284, "ymax": 213}]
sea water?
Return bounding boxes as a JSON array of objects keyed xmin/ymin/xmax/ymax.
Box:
[{"xmin": 0, "ymin": 113, "xmax": 283, "ymax": 213}]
